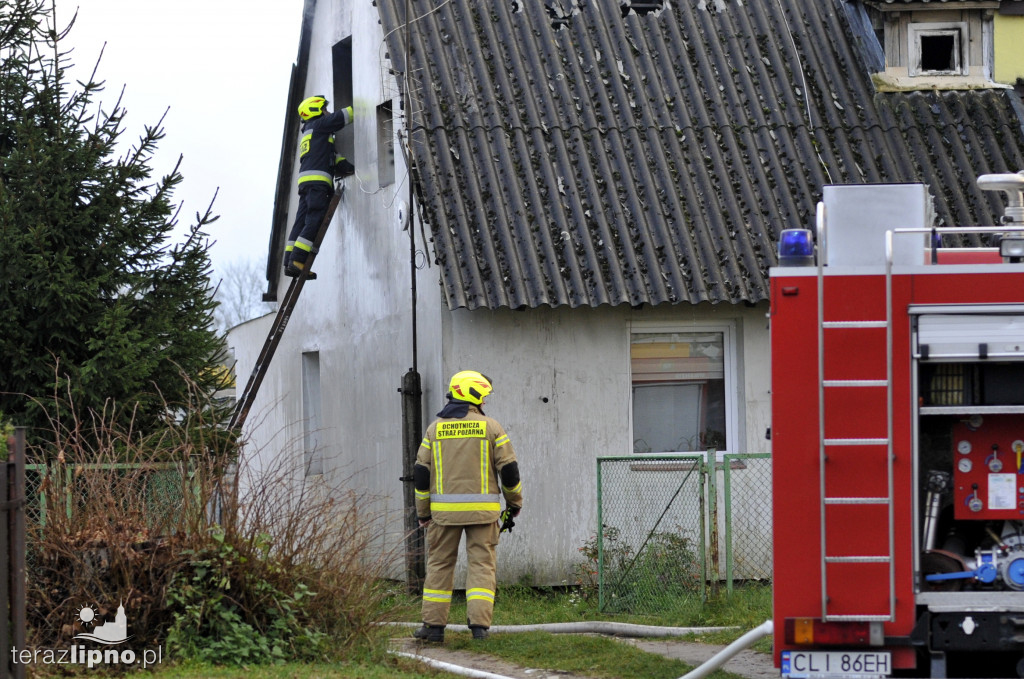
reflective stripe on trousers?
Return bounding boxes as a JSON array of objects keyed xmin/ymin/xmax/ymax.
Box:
[
  {"xmin": 466, "ymin": 588, "xmax": 495, "ymax": 603},
  {"xmin": 422, "ymin": 588, "xmax": 452, "ymax": 603},
  {"xmin": 421, "ymin": 521, "xmax": 499, "ymax": 628}
]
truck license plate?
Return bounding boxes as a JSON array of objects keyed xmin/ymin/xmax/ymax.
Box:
[{"xmin": 781, "ymin": 650, "xmax": 891, "ymax": 678}]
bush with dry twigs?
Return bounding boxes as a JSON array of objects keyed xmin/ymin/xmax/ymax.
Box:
[{"xmin": 26, "ymin": 384, "xmax": 403, "ymax": 666}]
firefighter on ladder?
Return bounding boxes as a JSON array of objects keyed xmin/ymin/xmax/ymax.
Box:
[
  {"xmin": 283, "ymin": 95, "xmax": 355, "ymax": 279},
  {"xmin": 413, "ymin": 371, "xmax": 524, "ymax": 642}
]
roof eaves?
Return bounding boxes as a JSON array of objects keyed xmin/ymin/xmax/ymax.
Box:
[{"xmin": 263, "ymin": 0, "xmax": 316, "ymax": 302}]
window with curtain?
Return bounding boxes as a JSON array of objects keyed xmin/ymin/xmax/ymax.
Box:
[{"xmin": 631, "ymin": 331, "xmax": 728, "ymax": 454}]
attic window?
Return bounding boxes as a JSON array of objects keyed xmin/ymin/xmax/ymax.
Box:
[{"xmin": 908, "ymin": 22, "xmax": 967, "ymax": 77}]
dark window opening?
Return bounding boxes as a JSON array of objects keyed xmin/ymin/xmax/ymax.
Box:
[
  {"xmin": 302, "ymin": 351, "xmax": 323, "ymax": 477},
  {"xmin": 920, "ymin": 33, "xmax": 956, "ymax": 72},
  {"xmin": 918, "ymin": 362, "xmax": 1024, "ymax": 407},
  {"xmin": 331, "ymin": 37, "xmax": 354, "ymax": 166},
  {"xmin": 377, "ymin": 101, "xmax": 395, "ymax": 187}
]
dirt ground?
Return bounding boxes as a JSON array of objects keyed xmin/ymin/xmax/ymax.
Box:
[{"xmin": 391, "ymin": 634, "xmax": 778, "ymax": 679}]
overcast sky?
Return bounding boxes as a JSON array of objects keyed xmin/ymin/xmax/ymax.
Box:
[{"xmin": 57, "ymin": 1, "xmax": 306, "ymax": 278}]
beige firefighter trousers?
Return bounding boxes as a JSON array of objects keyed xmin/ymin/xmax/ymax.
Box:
[{"xmin": 421, "ymin": 520, "xmax": 500, "ymax": 628}]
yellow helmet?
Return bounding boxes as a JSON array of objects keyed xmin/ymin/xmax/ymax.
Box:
[
  {"xmin": 448, "ymin": 370, "xmax": 493, "ymax": 405},
  {"xmin": 298, "ymin": 95, "xmax": 328, "ymax": 121}
]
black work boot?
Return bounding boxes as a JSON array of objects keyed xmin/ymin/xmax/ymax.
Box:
[
  {"xmin": 284, "ymin": 264, "xmax": 317, "ymax": 280},
  {"xmin": 469, "ymin": 624, "xmax": 489, "ymax": 640},
  {"xmin": 412, "ymin": 624, "xmax": 444, "ymax": 643}
]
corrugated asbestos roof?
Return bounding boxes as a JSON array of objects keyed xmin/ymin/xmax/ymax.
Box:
[{"xmin": 374, "ymin": 0, "xmax": 1024, "ymax": 310}]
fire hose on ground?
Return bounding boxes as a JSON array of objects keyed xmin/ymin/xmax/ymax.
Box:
[
  {"xmin": 676, "ymin": 619, "xmax": 773, "ymax": 679},
  {"xmin": 389, "ymin": 620, "xmax": 737, "ymax": 637},
  {"xmin": 387, "ymin": 619, "xmax": 773, "ymax": 679}
]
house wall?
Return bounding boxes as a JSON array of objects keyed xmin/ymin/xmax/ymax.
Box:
[
  {"xmin": 873, "ymin": 6, "xmax": 1001, "ymax": 89},
  {"xmin": 230, "ymin": 0, "xmax": 774, "ymax": 588},
  {"xmin": 994, "ymin": 13, "xmax": 1024, "ymax": 84},
  {"xmin": 883, "ymin": 9, "xmax": 987, "ymax": 75},
  {"xmin": 228, "ymin": 0, "xmax": 446, "ymax": 579},
  {"xmin": 438, "ymin": 302, "xmax": 772, "ymax": 584}
]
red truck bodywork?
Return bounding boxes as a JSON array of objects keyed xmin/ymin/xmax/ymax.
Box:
[{"xmin": 771, "ymin": 258, "xmax": 1024, "ymax": 677}]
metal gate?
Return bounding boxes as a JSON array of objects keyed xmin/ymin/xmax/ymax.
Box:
[
  {"xmin": 596, "ymin": 454, "xmax": 706, "ymax": 616},
  {"xmin": 596, "ymin": 451, "xmax": 772, "ymax": 616}
]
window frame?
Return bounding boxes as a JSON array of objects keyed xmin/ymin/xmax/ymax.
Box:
[
  {"xmin": 908, "ymin": 21, "xmax": 968, "ymax": 77},
  {"xmin": 302, "ymin": 351, "xmax": 323, "ymax": 477},
  {"xmin": 628, "ymin": 321, "xmax": 739, "ymax": 458},
  {"xmin": 331, "ymin": 37, "xmax": 354, "ymax": 169},
  {"xmin": 377, "ymin": 100, "xmax": 395, "ymax": 188}
]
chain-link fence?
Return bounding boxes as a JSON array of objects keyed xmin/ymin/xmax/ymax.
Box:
[
  {"xmin": 24, "ymin": 463, "xmax": 198, "ymax": 530},
  {"xmin": 723, "ymin": 453, "xmax": 772, "ymax": 590},
  {"xmin": 596, "ymin": 454, "xmax": 707, "ymax": 617},
  {"xmin": 596, "ymin": 451, "xmax": 773, "ymax": 616}
]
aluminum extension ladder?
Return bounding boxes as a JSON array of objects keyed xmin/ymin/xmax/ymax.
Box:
[
  {"xmin": 227, "ymin": 188, "xmax": 343, "ymax": 433},
  {"xmin": 815, "ymin": 206, "xmax": 897, "ymax": 623}
]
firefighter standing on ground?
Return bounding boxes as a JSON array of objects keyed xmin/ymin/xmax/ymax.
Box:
[
  {"xmin": 283, "ymin": 95, "xmax": 355, "ymax": 278},
  {"xmin": 413, "ymin": 371, "xmax": 523, "ymax": 642}
]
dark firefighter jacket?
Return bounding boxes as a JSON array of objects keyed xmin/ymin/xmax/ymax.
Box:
[
  {"xmin": 297, "ymin": 107, "xmax": 352, "ymax": 187},
  {"xmin": 415, "ymin": 404, "xmax": 523, "ymax": 526}
]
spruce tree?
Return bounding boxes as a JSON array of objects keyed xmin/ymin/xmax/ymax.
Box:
[{"xmin": 0, "ymin": 0, "xmax": 227, "ymax": 440}]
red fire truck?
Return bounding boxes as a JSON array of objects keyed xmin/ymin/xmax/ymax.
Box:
[{"xmin": 771, "ymin": 175, "xmax": 1024, "ymax": 678}]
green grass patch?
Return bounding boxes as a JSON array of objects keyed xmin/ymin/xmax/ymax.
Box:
[
  {"xmin": 442, "ymin": 630, "xmax": 747, "ymax": 679},
  {"xmin": 393, "ymin": 582, "xmax": 772, "ymax": 678},
  {"xmin": 148, "ymin": 583, "xmax": 772, "ymax": 678},
  {"xmin": 150, "ymin": 658, "xmax": 461, "ymax": 678},
  {"xmin": 397, "ymin": 580, "xmax": 773, "ymax": 632}
]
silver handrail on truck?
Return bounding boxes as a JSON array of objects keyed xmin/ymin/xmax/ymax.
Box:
[{"xmin": 816, "ymin": 203, "xmax": 896, "ymax": 623}]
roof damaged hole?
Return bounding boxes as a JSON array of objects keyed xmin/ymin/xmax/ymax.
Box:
[
  {"xmin": 621, "ymin": 0, "xmax": 664, "ymax": 17},
  {"xmin": 534, "ymin": 0, "xmax": 586, "ymax": 30}
]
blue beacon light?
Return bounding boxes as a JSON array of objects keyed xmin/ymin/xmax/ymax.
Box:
[{"xmin": 778, "ymin": 228, "xmax": 815, "ymax": 266}]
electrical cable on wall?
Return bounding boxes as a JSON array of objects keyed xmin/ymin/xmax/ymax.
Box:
[{"xmin": 773, "ymin": 0, "xmax": 833, "ymax": 185}]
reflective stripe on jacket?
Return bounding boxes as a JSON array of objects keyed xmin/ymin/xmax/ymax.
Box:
[
  {"xmin": 415, "ymin": 405, "xmax": 522, "ymax": 525},
  {"xmin": 296, "ymin": 107, "xmax": 352, "ymax": 186}
]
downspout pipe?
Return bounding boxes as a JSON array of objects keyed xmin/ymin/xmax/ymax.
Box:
[
  {"xmin": 399, "ymin": 0, "xmax": 425, "ymax": 595},
  {"xmin": 675, "ymin": 619, "xmax": 773, "ymax": 679}
]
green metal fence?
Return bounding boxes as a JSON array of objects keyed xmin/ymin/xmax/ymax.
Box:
[
  {"xmin": 596, "ymin": 451, "xmax": 772, "ymax": 615},
  {"xmin": 723, "ymin": 452, "xmax": 772, "ymax": 592}
]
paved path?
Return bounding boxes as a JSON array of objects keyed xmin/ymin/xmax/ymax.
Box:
[
  {"xmin": 391, "ymin": 635, "xmax": 778, "ymax": 679},
  {"xmin": 621, "ymin": 638, "xmax": 778, "ymax": 679}
]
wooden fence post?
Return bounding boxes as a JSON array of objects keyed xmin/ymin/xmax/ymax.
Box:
[{"xmin": 2, "ymin": 429, "xmax": 27, "ymax": 679}]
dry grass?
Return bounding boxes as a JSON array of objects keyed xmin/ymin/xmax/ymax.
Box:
[{"xmin": 24, "ymin": 382, "xmax": 405, "ymax": 665}]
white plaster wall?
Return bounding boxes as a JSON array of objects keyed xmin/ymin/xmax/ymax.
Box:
[
  {"xmin": 228, "ymin": 0, "xmax": 445, "ymax": 580},
  {"xmin": 438, "ymin": 302, "xmax": 772, "ymax": 585}
]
